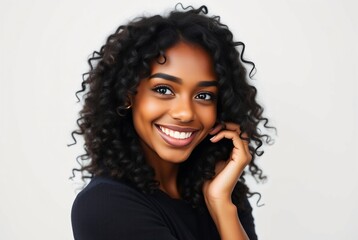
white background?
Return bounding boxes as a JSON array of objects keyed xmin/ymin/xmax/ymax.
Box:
[{"xmin": 1, "ymin": 0, "xmax": 357, "ymax": 239}]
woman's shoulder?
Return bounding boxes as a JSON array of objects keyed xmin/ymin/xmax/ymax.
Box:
[
  {"xmin": 72, "ymin": 176, "xmax": 153, "ymax": 212},
  {"xmin": 71, "ymin": 176, "xmax": 177, "ymax": 239},
  {"xmin": 75, "ymin": 176, "xmax": 139, "ymax": 197}
]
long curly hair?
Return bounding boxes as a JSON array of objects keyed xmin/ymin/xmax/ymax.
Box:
[{"xmin": 70, "ymin": 5, "xmax": 273, "ymax": 210}]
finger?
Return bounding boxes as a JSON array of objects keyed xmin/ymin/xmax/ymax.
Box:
[
  {"xmin": 224, "ymin": 122, "xmax": 249, "ymax": 139},
  {"xmin": 210, "ymin": 130, "xmax": 251, "ymax": 164},
  {"xmin": 221, "ymin": 122, "xmax": 250, "ymax": 152},
  {"xmin": 210, "ymin": 129, "xmax": 237, "ymax": 142},
  {"xmin": 209, "ymin": 121, "xmax": 228, "ymax": 135},
  {"xmin": 210, "ymin": 121, "xmax": 252, "ymax": 157},
  {"xmin": 210, "ymin": 131, "xmax": 246, "ymax": 156},
  {"xmin": 209, "ymin": 123, "xmax": 223, "ymax": 135},
  {"xmin": 210, "ymin": 130, "xmax": 243, "ymax": 149},
  {"xmin": 222, "ymin": 122, "xmax": 240, "ymax": 131}
]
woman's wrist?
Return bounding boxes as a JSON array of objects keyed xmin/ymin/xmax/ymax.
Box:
[
  {"xmin": 205, "ymin": 199, "xmax": 249, "ymax": 240},
  {"xmin": 205, "ymin": 198, "xmax": 236, "ymax": 221}
]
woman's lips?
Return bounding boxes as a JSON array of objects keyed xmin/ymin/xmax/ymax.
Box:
[{"xmin": 155, "ymin": 124, "xmax": 198, "ymax": 147}]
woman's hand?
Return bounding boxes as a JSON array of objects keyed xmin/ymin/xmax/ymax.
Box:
[
  {"xmin": 203, "ymin": 122, "xmax": 252, "ymax": 204},
  {"xmin": 202, "ymin": 122, "xmax": 252, "ymax": 240}
]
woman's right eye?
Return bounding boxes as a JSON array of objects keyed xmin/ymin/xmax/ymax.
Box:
[{"xmin": 152, "ymin": 86, "xmax": 174, "ymax": 95}]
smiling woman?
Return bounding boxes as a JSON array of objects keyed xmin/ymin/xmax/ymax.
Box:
[
  {"xmin": 70, "ymin": 5, "xmax": 272, "ymax": 240},
  {"xmin": 132, "ymin": 42, "xmax": 218, "ymax": 170}
]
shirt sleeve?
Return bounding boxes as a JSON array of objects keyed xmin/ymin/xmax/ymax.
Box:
[
  {"xmin": 238, "ymin": 196, "xmax": 258, "ymax": 240},
  {"xmin": 71, "ymin": 181, "xmax": 178, "ymax": 240}
]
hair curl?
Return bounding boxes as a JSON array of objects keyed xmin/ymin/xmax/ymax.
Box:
[{"xmin": 70, "ymin": 5, "xmax": 273, "ymax": 210}]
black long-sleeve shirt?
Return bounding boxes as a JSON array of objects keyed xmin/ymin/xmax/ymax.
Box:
[{"xmin": 71, "ymin": 176, "xmax": 258, "ymax": 240}]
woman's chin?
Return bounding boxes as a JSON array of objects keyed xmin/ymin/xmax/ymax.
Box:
[{"xmin": 158, "ymin": 150, "xmax": 192, "ymax": 164}]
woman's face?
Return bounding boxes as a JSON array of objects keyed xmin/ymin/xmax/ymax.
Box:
[{"xmin": 131, "ymin": 42, "xmax": 217, "ymax": 164}]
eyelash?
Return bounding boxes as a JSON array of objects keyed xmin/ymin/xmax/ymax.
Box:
[
  {"xmin": 152, "ymin": 85, "xmax": 174, "ymax": 95},
  {"xmin": 195, "ymin": 92, "xmax": 216, "ymax": 101},
  {"xmin": 152, "ymin": 85, "xmax": 216, "ymax": 102}
]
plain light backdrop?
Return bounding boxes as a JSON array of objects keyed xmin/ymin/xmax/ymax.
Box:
[{"xmin": 1, "ymin": 0, "xmax": 357, "ymax": 239}]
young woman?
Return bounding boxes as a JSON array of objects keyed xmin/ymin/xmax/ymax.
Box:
[{"xmin": 71, "ymin": 5, "xmax": 271, "ymax": 240}]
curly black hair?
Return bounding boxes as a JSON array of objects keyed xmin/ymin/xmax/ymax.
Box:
[{"xmin": 70, "ymin": 5, "xmax": 273, "ymax": 210}]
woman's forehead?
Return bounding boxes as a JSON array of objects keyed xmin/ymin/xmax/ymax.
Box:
[{"xmin": 150, "ymin": 42, "xmax": 216, "ymax": 80}]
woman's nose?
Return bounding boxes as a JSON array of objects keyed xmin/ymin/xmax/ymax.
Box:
[{"xmin": 169, "ymin": 98, "xmax": 195, "ymax": 123}]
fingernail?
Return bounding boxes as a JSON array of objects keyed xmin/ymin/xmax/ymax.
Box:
[{"xmin": 210, "ymin": 136, "xmax": 216, "ymax": 141}]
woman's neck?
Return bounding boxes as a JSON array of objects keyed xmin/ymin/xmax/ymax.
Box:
[
  {"xmin": 146, "ymin": 156, "xmax": 181, "ymax": 199},
  {"xmin": 156, "ymin": 163, "xmax": 181, "ymax": 198}
]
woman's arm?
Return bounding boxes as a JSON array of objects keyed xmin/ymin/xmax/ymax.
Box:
[
  {"xmin": 203, "ymin": 122, "xmax": 252, "ymax": 240},
  {"xmin": 206, "ymin": 200, "xmax": 249, "ymax": 240}
]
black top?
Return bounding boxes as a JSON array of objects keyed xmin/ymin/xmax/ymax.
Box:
[{"xmin": 71, "ymin": 176, "xmax": 258, "ymax": 240}]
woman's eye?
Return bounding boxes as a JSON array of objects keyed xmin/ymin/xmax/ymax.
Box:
[
  {"xmin": 153, "ymin": 86, "xmax": 174, "ymax": 95},
  {"xmin": 195, "ymin": 92, "xmax": 215, "ymax": 101}
]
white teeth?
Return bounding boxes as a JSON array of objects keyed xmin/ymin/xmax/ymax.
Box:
[
  {"xmin": 174, "ymin": 132, "xmax": 180, "ymax": 138},
  {"xmin": 180, "ymin": 132, "xmax": 185, "ymax": 138},
  {"xmin": 159, "ymin": 126, "xmax": 193, "ymax": 139}
]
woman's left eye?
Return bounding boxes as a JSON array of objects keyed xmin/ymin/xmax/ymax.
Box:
[{"xmin": 195, "ymin": 92, "xmax": 215, "ymax": 101}]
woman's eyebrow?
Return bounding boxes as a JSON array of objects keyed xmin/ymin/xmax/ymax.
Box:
[
  {"xmin": 148, "ymin": 72, "xmax": 217, "ymax": 87},
  {"xmin": 149, "ymin": 73, "xmax": 181, "ymax": 83},
  {"xmin": 198, "ymin": 81, "xmax": 218, "ymax": 87}
]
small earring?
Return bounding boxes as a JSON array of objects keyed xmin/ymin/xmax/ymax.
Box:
[{"xmin": 116, "ymin": 104, "xmax": 131, "ymax": 117}]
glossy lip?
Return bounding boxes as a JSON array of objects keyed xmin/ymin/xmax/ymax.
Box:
[{"xmin": 155, "ymin": 124, "xmax": 199, "ymax": 147}]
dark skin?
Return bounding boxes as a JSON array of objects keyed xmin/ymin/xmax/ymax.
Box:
[{"xmin": 131, "ymin": 42, "xmax": 251, "ymax": 239}]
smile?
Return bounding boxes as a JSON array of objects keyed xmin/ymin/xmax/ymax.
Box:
[
  {"xmin": 155, "ymin": 124, "xmax": 198, "ymax": 147},
  {"xmin": 158, "ymin": 126, "xmax": 193, "ymax": 139}
]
